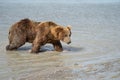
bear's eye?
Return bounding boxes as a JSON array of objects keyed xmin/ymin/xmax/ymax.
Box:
[{"xmin": 65, "ymin": 34, "xmax": 68, "ymax": 37}]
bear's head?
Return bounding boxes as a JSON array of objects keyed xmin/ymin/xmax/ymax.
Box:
[{"xmin": 52, "ymin": 25, "xmax": 72, "ymax": 44}]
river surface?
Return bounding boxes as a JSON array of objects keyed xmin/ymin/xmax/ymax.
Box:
[{"xmin": 0, "ymin": 0, "xmax": 120, "ymax": 80}]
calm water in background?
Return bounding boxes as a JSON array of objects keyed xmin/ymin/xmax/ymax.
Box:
[{"xmin": 0, "ymin": 0, "xmax": 120, "ymax": 80}]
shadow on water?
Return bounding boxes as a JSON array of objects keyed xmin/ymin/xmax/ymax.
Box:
[
  {"xmin": 17, "ymin": 44, "xmax": 84, "ymax": 53},
  {"xmin": 63, "ymin": 45, "xmax": 84, "ymax": 52}
]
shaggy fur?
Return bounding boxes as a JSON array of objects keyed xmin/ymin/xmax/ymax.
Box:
[{"xmin": 6, "ymin": 18, "xmax": 71, "ymax": 53}]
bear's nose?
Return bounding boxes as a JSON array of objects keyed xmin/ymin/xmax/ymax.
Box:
[{"xmin": 67, "ymin": 41, "xmax": 71, "ymax": 44}]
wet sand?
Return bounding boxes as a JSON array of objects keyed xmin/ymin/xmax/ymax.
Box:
[{"xmin": 0, "ymin": 1, "xmax": 120, "ymax": 80}]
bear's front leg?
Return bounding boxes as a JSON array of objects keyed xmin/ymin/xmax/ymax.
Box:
[
  {"xmin": 30, "ymin": 43, "xmax": 41, "ymax": 53},
  {"xmin": 52, "ymin": 40, "xmax": 63, "ymax": 52},
  {"xmin": 30, "ymin": 36, "xmax": 41, "ymax": 53},
  {"xmin": 30, "ymin": 33, "xmax": 46, "ymax": 53}
]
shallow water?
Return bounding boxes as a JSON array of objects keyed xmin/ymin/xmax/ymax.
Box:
[{"xmin": 0, "ymin": 1, "xmax": 120, "ymax": 80}]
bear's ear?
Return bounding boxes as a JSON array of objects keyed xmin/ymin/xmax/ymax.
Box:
[
  {"xmin": 66, "ymin": 25, "xmax": 71, "ymax": 31},
  {"xmin": 55, "ymin": 27, "xmax": 64, "ymax": 33},
  {"xmin": 53, "ymin": 27, "xmax": 64, "ymax": 39}
]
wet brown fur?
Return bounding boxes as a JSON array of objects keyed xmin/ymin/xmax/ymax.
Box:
[{"xmin": 6, "ymin": 18, "xmax": 71, "ymax": 53}]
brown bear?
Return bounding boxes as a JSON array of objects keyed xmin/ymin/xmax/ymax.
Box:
[{"xmin": 6, "ymin": 18, "xmax": 71, "ymax": 53}]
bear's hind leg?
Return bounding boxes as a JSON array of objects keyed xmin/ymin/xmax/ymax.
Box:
[
  {"xmin": 6, "ymin": 35, "xmax": 26, "ymax": 50},
  {"xmin": 6, "ymin": 42, "xmax": 25, "ymax": 50}
]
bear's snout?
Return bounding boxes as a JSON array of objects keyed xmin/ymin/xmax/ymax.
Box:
[
  {"xmin": 6, "ymin": 45, "xmax": 10, "ymax": 50},
  {"xmin": 67, "ymin": 41, "xmax": 71, "ymax": 44}
]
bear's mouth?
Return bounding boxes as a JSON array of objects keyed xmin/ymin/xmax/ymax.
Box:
[{"xmin": 67, "ymin": 41, "xmax": 71, "ymax": 44}]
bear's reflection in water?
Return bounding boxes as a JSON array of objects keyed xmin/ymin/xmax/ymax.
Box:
[
  {"xmin": 5, "ymin": 42, "xmax": 85, "ymax": 80},
  {"xmin": 17, "ymin": 43, "xmax": 83, "ymax": 53}
]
